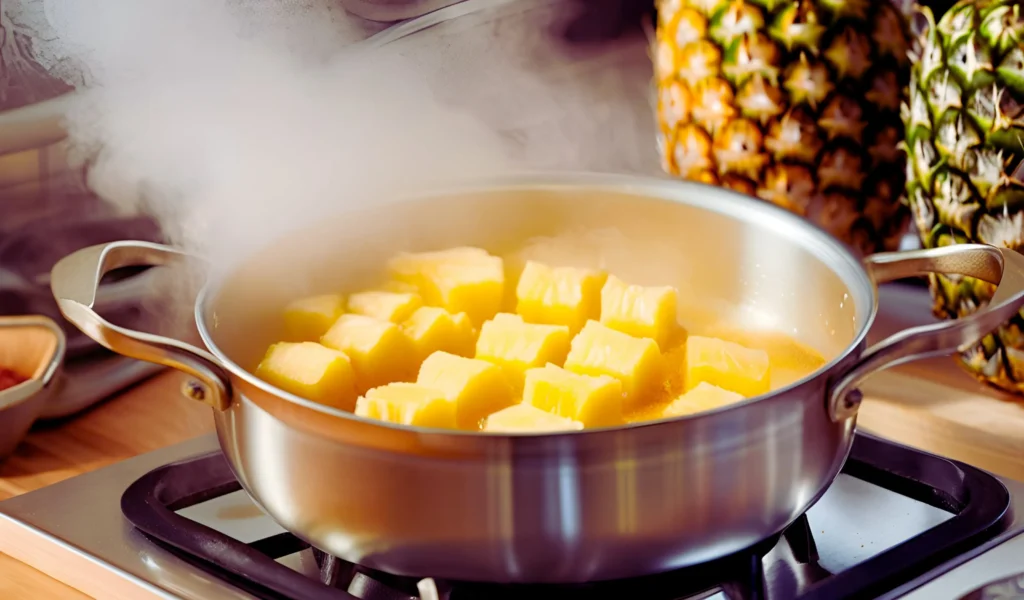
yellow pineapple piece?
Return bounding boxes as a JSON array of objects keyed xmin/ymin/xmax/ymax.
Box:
[
  {"xmin": 475, "ymin": 313, "xmax": 571, "ymax": 391},
  {"xmin": 416, "ymin": 351, "xmax": 515, "ymax": 429},
  {"xmin": 387, "ymin": 247, "xmax": 504, "ymax": 326},
  {"xmin": 600, "ymin": 275, "xmax": 680, "ymax": 348},
  {"xmin": 663, "ymin": 382, "xmax": 745, "ymax": 418},
  {"xmin": 515, "ymin": 261, "xmax": 607, "ymax": 333},
  {"xmin": 483, "ymin": 403, "xmax": 584, "ymax": 433},
  {"xmin": 684, "ymin": 335, "xmax": 770, "ymax": 398},
  {"xmin": 255, "ymin": 342, "xmax": 356, "ymax": 410},
  {"xmin": 354, "ymin": 382, "xmax": 456, "ymax": 429},
  {"xmin": 380, "ymin": 280, "xmax": 420, "ymax": 294},
  {"xmin": 321, "ymin": 314, "xmax": 417, "ymax": 393},
  {"xmin": 523, "ymin": 364, "xmax": 624, "ymax": 427},
  {"xmin": 282, "ymin": 294, "xmax": 345, "ymax": 342},
  {"xmin": 347, "ymin": 291, "xmax": 423, "ymax": 323},
  {"xmin": 564, "ymin": 321, "xmax": 664, "ymax": 411},
  {"xmin": 402, "ymin": 306, "xmax": 477, "ymax": 360}
]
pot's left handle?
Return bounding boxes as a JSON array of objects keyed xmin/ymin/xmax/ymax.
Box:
[
  {"xmin": 50, "ymin": 241, "xmax": 233, "ymax": 410},
  {"xmin": 828, "ymin": 244, "xmax": 1024, "ymax": 422}
]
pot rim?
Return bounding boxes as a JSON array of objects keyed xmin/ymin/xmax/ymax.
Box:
[{"xmin": 193, "ymin": 171, "xmax": 877, "ymax": 436}]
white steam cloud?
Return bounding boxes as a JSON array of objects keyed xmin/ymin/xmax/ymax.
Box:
[{"xmin": 39, "ymin": 0, "xmax": 656, "ymax": 271}]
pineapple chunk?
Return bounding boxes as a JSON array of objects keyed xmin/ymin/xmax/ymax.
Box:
[
  {"xmin": 380, "ymin": 280, "xmax": 420, "ymax": 294},
  {"xmin": 283, "ymin": 294, "xmax": 345, "ymax": 342},
  {"xmin": 515, "ymin": 261, "xmax": 607, "ymax": 333},
  {"xmin": 347, "ymin": 291, "xmax": 423, "ymax": 323},
  {"xmin": 600, "ymin": 275, "xmax": 679, "ymax": 348},
  {"xmin": 663, "ymin": 382, "xmax": 744, "ymax": 418},
  {"xmin": 416, "ymin": 351, "xmax": 515, "ymax": 429},
  {"xmin": 475, "ymin": 313, "xmax": 571, "ymax": 391},
  {"xmin": 684, "ymin": 335, "xmax": 770, "ymax": 398},
  {"xmin": 255, "ymin": 342, "xmax": 356, "ymax": 410},
  {"xmin": 321, "ymin": 314, "xmax": 417, "ymax": 393},
  {"xmin": 483, "ymin": 403, "xmax": 584, "ymax": 433},
  {"xmin": 523, "ymin": 364, "xmax": 624, "ymax": 427},
  {"xmin": 387, "ymin": 247, "xmax": 504, "ymax": 326},
  {"xmin": 564, "ymin": 321, "xmax": 664, "ymax": 411},
  {"xmin": 402, "ymin": 306, "xmax": 477, "ymax": 360},
  {"xmin": 354, "ymin": 382, "xmax": 456, "ymax": 429}
]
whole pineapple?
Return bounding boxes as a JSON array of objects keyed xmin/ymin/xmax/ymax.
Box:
[
  {"xmin": 904, "ymin": 0, "xmax": 1024, "ymax": 393},
  {"xmin": 653, "ymin": 0, "xmax": 913, "ymax": 256}
]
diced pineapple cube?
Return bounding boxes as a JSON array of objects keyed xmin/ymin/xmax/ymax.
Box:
[
  {"xmin": 321, "ymin": 314, "xmax": 417, "ymax": 393},
  {"xmin": 523, "ymin": 364, "xmax": 623, "ymax": 427},
  {"xmin": 283, "ymin": 294, "xmax": 345, "ymax": 342},
  {"xmin": 255, "ymin": 342, "xmax": 356, "ymax": 410},
  {"xmin": 663, "ymin": 382, "xmax": 744, "ymax": 418},
  {"xmin": 387, "ymin": 247, "xmax": 504, "ymax": 326},
  {"xmin": 354, "ymin": 382, "xmax": 456, "ymax": 429},
  {"xmin": 475, "ymin": 313, "xmax": 571, "ymax": 391},
  {"xmin": 600, "ymin": 275, "xmax": 679, "ymax": 348},
  {"xmin": 347, "ymin": 291, "xmax": 423, "ymax": 323},
  {"xmin": 564, "ymin": 321, "xmax": 664, "ymax": 411},
  {"xmin": 483, "ymin": 403, "xmax": 584, "ymax": 433},
  {"xmin": 416, "ymin": 351, "xmax": 515, "ymax": 429},
  {"xmin": 402, "ymin": 306, "xmax": 477, "ymax": 360},
  {"xmin": 380, "ymin": 280, "xmax": 420, "ymax": 294},
  {"xmin": 515, "ymin": 261, "xmax": 607, "ymax": 333},
  {"xmin": 684, "ymin": 335, "xmax": 770, "ymax": 398}
]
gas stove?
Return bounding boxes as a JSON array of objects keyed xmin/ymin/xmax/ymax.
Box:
[{"xmin": 0, "ymin": 431, "xmax": 1021, "ymax": 600}]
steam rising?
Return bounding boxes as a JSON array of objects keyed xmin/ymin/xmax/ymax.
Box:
[
  {"xmin": 41, "ymin": 0, "xmax": 656, "ymax": 271},
  {"xmin": 41, "ymin": 1, "xmax": 509, "ymax": 268}
]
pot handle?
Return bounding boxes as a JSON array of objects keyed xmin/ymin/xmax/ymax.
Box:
[
  {"xmin": 828, "ymin": 244, "xmax": 1024, "ymax": 422},
  {"xmin": 49, "ymin": 241, "xmax": 233, "ymax": 410}
]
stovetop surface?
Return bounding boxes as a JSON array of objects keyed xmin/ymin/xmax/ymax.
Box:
[{"xmin": 1, "ymin": 431, "xmax": 1022, "ymax": 600}]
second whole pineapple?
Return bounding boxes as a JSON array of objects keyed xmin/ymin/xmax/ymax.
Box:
[
  {"xmin": 654, "ymin": 0, "xmax": 914, "ymax": 255},
  {"xmin": 903, "ymin": 0, "xmax": 1024, "ymax": 393}
]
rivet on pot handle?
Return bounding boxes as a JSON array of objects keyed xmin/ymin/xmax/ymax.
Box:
[
  {"xmin": 828, "ymin": 244, "xmax": 1024, "ymax": 422},
  {"xmin": 50, "ymin": 241, "xmax": 233, "ymax": 411}
]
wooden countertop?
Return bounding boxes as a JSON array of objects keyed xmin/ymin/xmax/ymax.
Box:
[
  {"xmin": 0, "ymin": 371, "xmax": 213, "ymax": 599},
  {"xmin": 0, "ymin": 359, "xmax": 1022, "ymax": 598}
]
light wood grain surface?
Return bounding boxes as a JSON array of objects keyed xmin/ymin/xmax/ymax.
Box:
[
  {"xmin": 0, "ymin": 371, "xmax": 213, "ymax": 599},
  {"xmin": 0, "ymin": 358, "xmax": 1022, "ymax": 598},
  {"xmin": 858, "ymin": 361, "xmax": 1024, "ymax": 482}
]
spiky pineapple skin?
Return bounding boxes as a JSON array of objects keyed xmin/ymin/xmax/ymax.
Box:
[
  {"xmin": 654, "ymin": 0, "xmax": 913, "ymax": 256},
  {"xmin": 904, "ymin": 0, "xmax": 1024, "ymax": 394}
]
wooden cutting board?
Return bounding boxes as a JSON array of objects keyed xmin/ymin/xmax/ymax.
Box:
[{"xmin": 856, "ymin": 284, "xmax": 1024, "ymax": 482}]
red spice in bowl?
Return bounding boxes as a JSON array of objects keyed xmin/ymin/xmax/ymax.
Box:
[{"xmin": 0, "ymin": 367, "xmax": 28, "ymax": 392}]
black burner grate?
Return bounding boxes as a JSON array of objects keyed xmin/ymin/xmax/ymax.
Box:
[{"xmin": 120, "ymin": 433, "xmax": 1012, "ymax": 600}]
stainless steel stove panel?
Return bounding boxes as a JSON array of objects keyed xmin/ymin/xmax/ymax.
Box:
[{"xmin": 902, "ymin": 533, "xmax": 1024, "ymax": 599}]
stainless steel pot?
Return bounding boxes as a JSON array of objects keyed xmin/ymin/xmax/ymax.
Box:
[{"xmin": 49, "ymin": 173, "xmax": 1024, "ymax": 584}]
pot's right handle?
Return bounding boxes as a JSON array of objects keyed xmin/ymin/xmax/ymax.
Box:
[
  {"xmin": 828, "ymin": 244, "xmax": 1024, "ymax": 422},
  {"xmin": 50, "ymin": 241, "xmax": 233, "ymax": 410}
]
